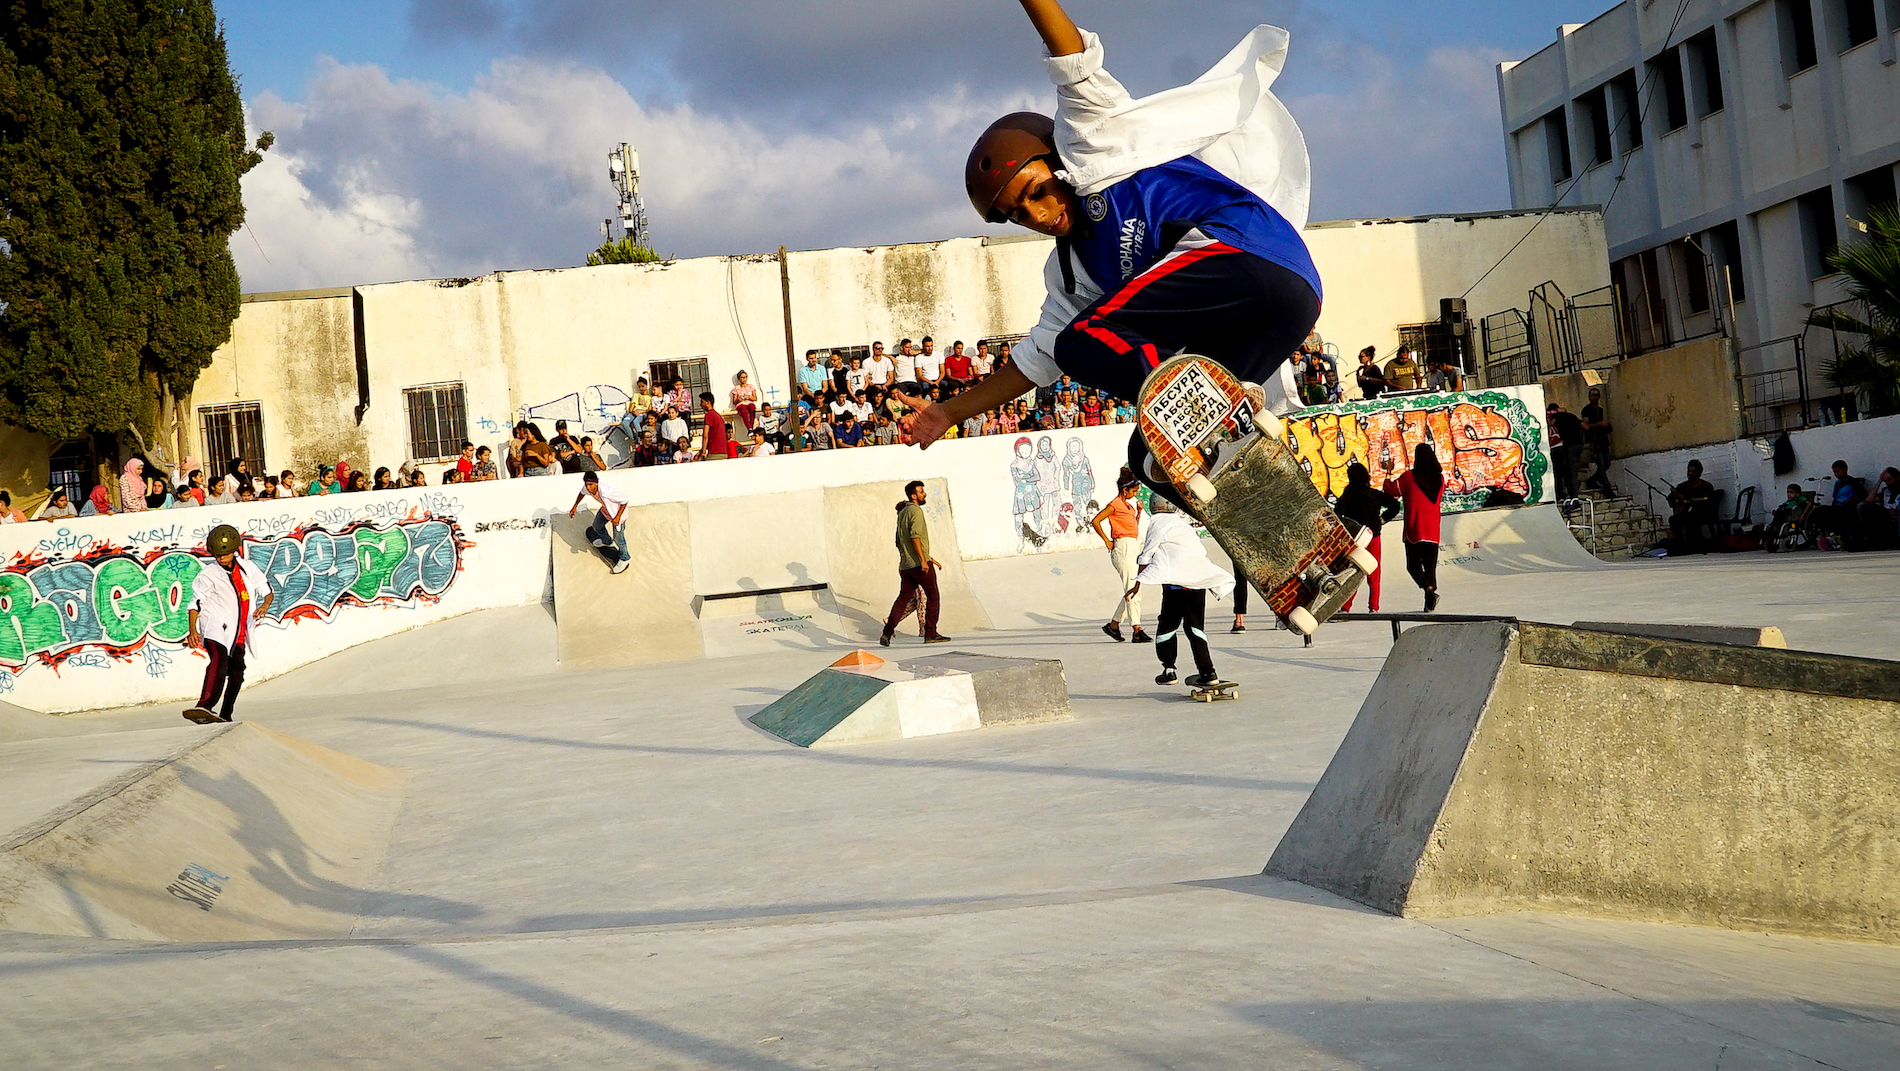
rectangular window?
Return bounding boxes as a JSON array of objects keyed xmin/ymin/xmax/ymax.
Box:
[
  {"xmin": 1710, "ymin": 220, "xmax": 1746, "ymax": 304},
  {"xmin": 402, "ymin": 382, "xmax": 468, "ymax": 463},
  {"xmin": 1840, "ymin": 0, "xmax": 1878, "ymax": 49},
  {"xmin": 1545, "ymin": 109, "xmax": 1573, "ymax": 184},
  {"xmin": 1782, "ymin": 0, "xmax": 1820, "ymax": 74},
  {"xmin": 1677, "ymin": 241, "xmax": 1713, "ymax": 314},
  {"xmin": 199, "ymin": 402, "xmax": 267, "ymax": 477},
  {"xmin": 1580, "ymin": 87, "xmax": 1612, "ymax": 167},
  {"xmin": 820, "ymin": 344, "xmax": 871, "ymax": 367},
  {"xmin": 1797, "ymin": 188, "xmax": 1840, "ymax": 278},
  {"xmin": 1686, "ymin": 31, "xmax": 1724, "ymax": 116},
  {"xmin": 1610, "ymin": 70, "xmax": 1643, "ymax": 151},
  {"xmin": 48, "ymin": 440, "xmax": 90, "ymax": 508},
  {"xmin": 1845, "ymin": 165, "xmax": 1898, "ymax": 223},
  {"xmin": 1650, "ymin": 51, "xmax": 1688, "ymax": 131},
  {"xmin": 648, "ymin": 356, "xmax": 712, "ymax": 409}
]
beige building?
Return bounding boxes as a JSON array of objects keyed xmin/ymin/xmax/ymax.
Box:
[
  {"xmin": 3, "ymin": 211, "xmax": 1609, "ymax": 500},
  {"xmin": 1498, "ymin": 0, "xmax": 1900, "ymax": 424}
]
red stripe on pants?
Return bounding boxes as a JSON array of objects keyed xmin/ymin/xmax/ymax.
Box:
[{"xmin": 1074, "ymin": 243, "xmax": 1237, "ymax": 369}]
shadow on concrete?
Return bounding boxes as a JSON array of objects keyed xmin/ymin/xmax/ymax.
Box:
[{"xmin": 358, "ymin": 716, "xmax": 1315, "ymax": 794}]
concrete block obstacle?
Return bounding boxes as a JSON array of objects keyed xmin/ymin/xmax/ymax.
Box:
[
  {"xmin": 749, "ymin": 650, "xmax": 1072, "ymax": 748},
  {"xmin": 552, "ymin": 477, "xmax": 992, "ymax": 670},
  {"xmin": 1266, "ymin": 620, "xmax": 1900, "ymax": 942},
  {"xmin": 0, "ymin": 722, "xmax": 407, "ymax": 942}
]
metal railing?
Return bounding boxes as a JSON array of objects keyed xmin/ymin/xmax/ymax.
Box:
[
  {"xmin": 1736, "ymin": 334, "xmax": 1809, "ymax": 436},
  {"xmin": 1480, "ymin": 308, "xmax": 1536, "ymax": 387},
  {"xmin": 1481, "ymin": 281, "xmax": 1629, "ymax": 386}
]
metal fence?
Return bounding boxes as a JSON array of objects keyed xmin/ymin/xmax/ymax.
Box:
[
  {"xmin": 1480, "ymin": 281, "xmax": 1628, "ymax": 387},
  {"xmin": 1480, "ymin": 308, "xmax": 1535, "ymax": 387},
  {"xmin": 1736, "ymin": 335, "xmax": 1809, "ymax": 436}
]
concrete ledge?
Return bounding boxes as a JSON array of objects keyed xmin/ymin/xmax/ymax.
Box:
[
  {"xmin": 1570, "ymin": 621, "xmax": 1787, "ymax": 649},
  {"xmin": 750, "ymin": 651, "xmax": 1071, "ymax": 748},
  {"xmin": 1267, "ymin": 621, "xmax": 1900, "ymax": 942}
]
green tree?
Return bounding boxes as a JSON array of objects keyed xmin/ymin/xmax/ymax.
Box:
[
  {"xmin": 586, "ymin": 235, "xmax": 663, "ymax": 266},
  {"xmin": 0, "ymin": 0, "xmax": 268, "ymax": 443},
  {"xmin": 1818, "ymin": 204, "xmax": 1900, "ymax": 417}
]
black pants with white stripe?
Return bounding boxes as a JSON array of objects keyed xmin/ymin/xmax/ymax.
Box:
[{"xmin": 1154, "ymin": 585, "xmax": 1215, "ymax": 679}]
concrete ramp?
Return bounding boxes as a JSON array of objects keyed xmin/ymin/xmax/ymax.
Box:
[
  {"xmin": 553, "ymin": 478, "xmax": 991, "ymax": 669},
  {"xmin": 1267, "ymin": 620, "xmax": 1900, "ymax": 943},
  {"xmin": 1384, "ymin": 503, "xmax": 1602, "ymax": 579},
  {"xmin": 750, "ymin": 650, "xmax": 1071, "ymax": 748},
  {"xmin": 0, "ymin": 722, "xmax": 407, "ymax": 942}
]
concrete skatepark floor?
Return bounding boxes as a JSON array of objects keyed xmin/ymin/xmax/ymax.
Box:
[{"xmin": 3, "ymin": 548, "xmax": 1897, "ymax": 1069}]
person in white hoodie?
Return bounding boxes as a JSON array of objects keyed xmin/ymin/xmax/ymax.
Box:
[
  {"xmin": 900, "ymin": 0, "xmax": 1315, "ymax": 504},
  {"xmin": 1123, "ymin": 498, "xmax": 1233, "ymax": 687},
  {"xmin": 183, "ymin": 524, "xmax": 273, "ymax": 724}
]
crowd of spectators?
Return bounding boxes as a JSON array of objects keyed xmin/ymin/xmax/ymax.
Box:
[{"xmin": 613, "ymin": 338, "xmax": 1141, "ymax": 465}]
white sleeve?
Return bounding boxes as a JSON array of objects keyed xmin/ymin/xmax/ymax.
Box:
[{"xmin": 1013, "ymin": 249, "xmax": 1104, "ymax": 388}]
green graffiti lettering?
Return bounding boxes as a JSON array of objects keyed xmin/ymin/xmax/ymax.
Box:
[
  {"xmin": 349, "ymin": 527, "xmax": 410, "ymax": 602},
  {"xmin": 0, "ymin": 573, "xmax": 67, "ymax": 664},
  {"xmin": 147, "ymin": 553, "xmax": 204, "ymax": 643},
  {"xmin": 95, "ymin": 558, "xmax": 165, "ymax": 647}
]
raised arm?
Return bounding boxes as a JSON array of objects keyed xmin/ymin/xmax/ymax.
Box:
[{"xmin": 1018, "ymin": 0, "xmax": 1085, "ymax": 57}]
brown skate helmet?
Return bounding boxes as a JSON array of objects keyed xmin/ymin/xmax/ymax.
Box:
[{"xmin": 966, "ymin": 112, "xmax": 1059, "ymax": 224}]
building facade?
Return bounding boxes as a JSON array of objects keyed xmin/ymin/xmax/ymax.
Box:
[
  {"xmin": 1, "ymin": 212, "xmax": 1609, "ymax": 503},
  {"xmin": 1497, "ymin": 0, "xmax": 1900, "ymax": 420}
]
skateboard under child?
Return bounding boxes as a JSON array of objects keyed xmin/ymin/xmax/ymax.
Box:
[
  {"xmin": 1136, "ymin": 353, "xmax": 1378, "ymax": 637},
  {"xmin": 1189, "ymin": 679, "xmax": 1240, "ymax": 703}
]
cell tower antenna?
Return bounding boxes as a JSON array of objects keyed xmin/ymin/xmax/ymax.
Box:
[{"xmin": 607, "ymin": 142, "xmax": 651, "ymax": 249}]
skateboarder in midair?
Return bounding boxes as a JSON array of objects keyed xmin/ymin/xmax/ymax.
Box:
[
  {"xmin": 1123, "ymin": 499, "xmax": 1233, "ymax": 688},
  {"xmin": 898, "ymin": 0, "xmax": 1321, "ymax": 504}
]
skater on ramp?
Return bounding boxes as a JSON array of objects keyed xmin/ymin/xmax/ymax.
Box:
[
  {"xmin": 183, "ymin": 524, "xmax": 274, "ymax": 724},
  {"xmin": 1123, "ymin": 499, "xmax": 1233, "ymax": 689}
]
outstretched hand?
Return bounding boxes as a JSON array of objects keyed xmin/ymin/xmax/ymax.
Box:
[{"xmin": 894, "ymin": 390, "xmax": 951, "ymax": 450}]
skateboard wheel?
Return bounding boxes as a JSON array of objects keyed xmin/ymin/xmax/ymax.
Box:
[
  {"xmin": 1186, "ymin": 474, "xmax": 1218, "ymax": 505},
  {"xmin": 1285, "ymin": 607, "xmax": 1318, "ymax": 636},
  {"xmin": 1353, "ymin": 525, "xmax": 1375, "ymax": 549},
  {"xmin": 1349, "ymin": 547, "xmax": 1379, "ymax": 575},
  {"xmin": 1255, "ymin": 410, "xmax": 1284, "ymax": 440}
]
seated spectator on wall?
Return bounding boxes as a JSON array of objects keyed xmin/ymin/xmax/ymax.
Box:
[
  {"xmin": 578, "ymin": 437, "xmax": 607, "ymax": 471},
  {"xmin": 756, "ymin": 403, "xmax": 785, "ymax": 451},
  {"xmin": 731, "ymin": 371, "xmax": 760, "ymax": 432},
  {"xmin": 915, "ymin": 337, "xmax": 943, "ymax": 389},
  {"xmin": 471, "ymin": 447, "xmax": 498, "ymax": 480},
  {"xmin": 0, "ymin": 490, "xmax": 23, "ymax": 523},
  {"xmin": 258, "ymin": 474, "xmax": 279, "ymax": 500},
  {"xmin": 870, "ymin": 414, "xmax": 900, "ymax": 446},
  {"xmin": 970, "ymin": 341, "xmax": 994, "ymax": 380},
  {"xmin": 370, "ymin": 467, "xmax": 393, "ymax": 490},
  {"xmin": 890, "ymin": 340, "xmax": 918, "ymax": 393},
  {"xmin": 552, "ymin": 440, "xmax": 582, "ymax": 473},
  {"xmin": 1080, "ymin": 393, "xmax": 1104, "ymax": 426},
  {"xmin": 1426, "ymin": 354, "xmax": 1462, "ymax": 393},
  {"xmin": 747, "ymin": 429, "xmax": 777, "ymax": 457},
  {"xmin": 845, "ymin": 357, "xmax": 869, "ymax": 396},
  {"xmin": 673, "ymin": 436, "xmax": 700, "ymax": 464},
  {"xmin": 836, "ymin": 413, "xmax": 867, "ymax": 447},
  {"xmin": 550, "ymin": 421, "xmax": 582, "ymax": 458},
  {"xmin": 520, "ymin": 423, "xmax": 558, "ymax": 476},
  {"xmin": 33, "ymin": 488, "xmax": 76, "ymax": 521},
  {"xmin": 797, "ymin": 352, "xmax": 828, "ymax": 398},
  {"xmin": 346, "ymin": 471, "xmax": 370, "ymax": 493},
  {"xmin": 802, "ymin": 407, "xmax": 834, "ymax": 450},
  {"xmin": 305, "ymin": 465, "xmax": 336, "ymax": 496},
  {"xmin": 664, "ymin": 378, "xmax": 693, "ymax": 415},
  {"xmin": 80, "ymin": 482, "xmax": 113, "ymax": 516},
  {"xmin": 632, "ymin": 429, "xmax": 663, "ymax": 468},
  {"xmin": 960, "ymin": 410, "xmax": 985, "ymax": 440},
  {"xmin": 453, "ymin": 441, "xmax": 475, "ymax": 479},
  {"xmin": 236, "ymin": 485, "xmax": 255, "ymax": 503},
  {"xmin": 409, "ymin": 468, "xmax": 429, "ymax": 488},
  {"xmin": 1054, "ymin": 391, "xmax": 1081, "ymax": 429},
  {"xmin": 440, "ymin": 469, "xmax": 462, "ymax": 485},
  {"xmin": 622, "ymin": 376, "xmax": 654, "ymax": 442},
  {"xmin": 866, "ymin": 343, "xmax": 894, "ymax": 390},
  {"xmin": 943, "ymin": 342, "xmax": 973, "ymax": 389},
  {"xmin": 205, "ymin": 476, "xmax": 237, "ymax": 505},
  {"xmin": 657, "ymin": 406, "xmax": 688, "ymax": 446}
]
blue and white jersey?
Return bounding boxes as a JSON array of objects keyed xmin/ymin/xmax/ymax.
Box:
[{"xmin": 1070, "ymin": 155, "xmax": 1322, "ymax": 302}]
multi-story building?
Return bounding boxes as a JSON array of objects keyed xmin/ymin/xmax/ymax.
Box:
[{"xmin": 1497, "ymin": 0, "xmax": 1900, "ymax": 424}]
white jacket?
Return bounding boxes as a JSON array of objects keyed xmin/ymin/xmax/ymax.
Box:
[
  {"xmin": 1135, "ymin": 513, "xmax": 1236, "ymax": 599},
  {"xmin": 1013, "ymin": 26, "xmax": 1313, "ymax": 390},
  {"xmin": 190, "ymin": 556, "xmax": 271, "ymax": 652}
]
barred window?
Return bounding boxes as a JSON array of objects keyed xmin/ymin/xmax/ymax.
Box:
[
  {"xmin": 199, "ymin": 402, "xmax": 267, "ymax": 475},
  {"xmin": 648, "ymin": 357, "xmax": 711, "ymax": 405},
  {"xmin": 48, "ymin": 440, "xmax": 90, "ymax": 507},
  {"xmin": 404, "ymin": 382, "xmax": 468, "ymax": 463},
  {"xmin": 819, "ymin": 344, "xmax": 871, "ymax": 366}
]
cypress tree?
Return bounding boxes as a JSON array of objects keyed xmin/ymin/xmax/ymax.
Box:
[{"xmin": 0, "ymin": 0, "xmax": 269, "ymax": 442}]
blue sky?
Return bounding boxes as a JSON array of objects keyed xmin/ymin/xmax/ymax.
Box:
[{"xmin": 217, "ymin": 0, "xmax": 1600, "ymax": 291}]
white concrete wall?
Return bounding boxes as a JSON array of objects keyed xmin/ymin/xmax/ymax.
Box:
[
  {"xmin": 0, "ymin": 424, "xmax": 1136, "ymax": 714},
  {"xmin": 1610, "ymin": 414, "xmax": 1900, "ymax": 527},
  {"xmin": 175, "ymin": 214, "xmax": 1605, "ymax": 493}
]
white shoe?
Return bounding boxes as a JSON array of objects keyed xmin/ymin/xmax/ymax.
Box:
[{"xmin": 610, "ymin": 558, "xmax": 630, "ymax": 574}]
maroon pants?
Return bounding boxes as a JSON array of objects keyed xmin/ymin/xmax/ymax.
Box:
[
  {"xmin": 197, "ymin": 639, "xmax": 246, "ymax": 721},
  {"xmin": 884, "ymin": 566, "xmax": 941, "ymax": 636}
]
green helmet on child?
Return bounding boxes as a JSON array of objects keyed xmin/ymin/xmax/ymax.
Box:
[{"xmin": 206, "ymin": 524, "xmax": 242, "ymax": 557}]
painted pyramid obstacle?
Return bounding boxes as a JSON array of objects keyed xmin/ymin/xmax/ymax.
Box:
[{"xmin": 750, "ymin": 650, "xmax": 1071, "ymax": 748}]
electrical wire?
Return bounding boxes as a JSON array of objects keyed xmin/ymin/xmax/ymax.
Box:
[{"xmin": 1459, "ymin": 0, "xmax": 1698, "ymax": 301}]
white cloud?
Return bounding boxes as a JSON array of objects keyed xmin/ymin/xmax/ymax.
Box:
[
  {"xmin": 229, "ymin": 39, "xmax": 1518, "ymax": 293},
  {"xmin": 230, "ymin": 57, "xmax": 1035, "ymax": 292}
]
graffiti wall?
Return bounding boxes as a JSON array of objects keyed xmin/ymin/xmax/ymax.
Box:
[{"xmin": 1284, "ymin": 386, "xmax": 1551, "ymax": 513}]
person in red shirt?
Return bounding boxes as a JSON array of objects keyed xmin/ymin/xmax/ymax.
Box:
[
  {"xmin": 455, "ymin": 440, "xmax": 475, "ymax": 479},
  {"xmin": 943, "ymin": 341, "xmax": 974, "ymax": 390},
  {"xmin": 699, "ymin": 392, "xmax": 734, "ymax": 458},
  {"xmin": 1080, "ymin": 393, "xmax": 1104, "ymax": 426},
  {"xmin": 1386, "ymin": 443, "xmax": 1445, "ymax": 612}
]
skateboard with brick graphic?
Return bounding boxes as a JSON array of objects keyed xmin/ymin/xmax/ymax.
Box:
[{"xmin": 1136, "ymin": 353, "xmax": 1377, "ymax": 637}]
